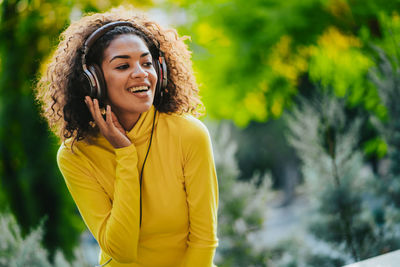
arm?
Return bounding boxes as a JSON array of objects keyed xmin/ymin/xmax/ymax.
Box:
[
  {"xmin": 181, "ymin": 118, "xmax": 219, "ymax": 267},
  {"xmin": 57, "ymin": 143, "xmax": 140, "ymax": 263}
]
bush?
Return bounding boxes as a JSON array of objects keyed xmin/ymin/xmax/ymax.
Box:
[
  {"xmin": 0, "ymin": 212, "xmax": 90, "ymax": 267},
  {"xmin": 209, "ymin": 122, "xmax": 272, "ymax": 266}
]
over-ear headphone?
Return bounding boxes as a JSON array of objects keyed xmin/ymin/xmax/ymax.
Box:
[
  {"xmin": 87, "ymin": 22, "xmax": 164, "ymax": 267},
  {"xmin": 81, "ymin": 21, "xmax": 168, "ymax": 106}
]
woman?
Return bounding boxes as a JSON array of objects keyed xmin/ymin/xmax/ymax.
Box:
[{"xmin": 36, "ymin": 7, "xmax": 218, "ymax": 267}]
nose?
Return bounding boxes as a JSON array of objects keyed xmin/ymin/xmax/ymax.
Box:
[{"xmin": 130, "ymin": 64, "xmax": 148, "ymax": 79}]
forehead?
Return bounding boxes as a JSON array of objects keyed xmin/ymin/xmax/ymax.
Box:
[{"xmin": 103, "ymin": 34, "xmax": 150, "ymax": 59}]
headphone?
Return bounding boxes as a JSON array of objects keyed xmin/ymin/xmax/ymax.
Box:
[
  {"xmin": 81, "ymin": 21, "xmax": 168, "ymax": 106},
  {"xmin": 83, "ymin": 22, "xmax": 164, "ymax": 267}
]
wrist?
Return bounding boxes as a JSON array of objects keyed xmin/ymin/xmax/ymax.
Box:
[
  {"xmin": 115, "ymin": 142, "xmax": 137, "ymax": 160},
  {"xmin": 112, "ymin": 139, "xmax": 132, "ymax": 149}
]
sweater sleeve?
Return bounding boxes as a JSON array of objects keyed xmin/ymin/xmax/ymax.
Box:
[
  {"xmin": 57, "ymin": 144, "xmax": 140, "ymax": 263},
  {"xmin": 181, "ymin": 119, "xmax": 219, "ymax": 267}
]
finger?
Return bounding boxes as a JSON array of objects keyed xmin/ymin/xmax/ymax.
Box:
[
  {"xmin": 86, "ymin": 97, "xmax": 105, "ymax": 130},
  {"xmin": 111, "ymin": 110, "xmax": 119, "ymax": 124},
  {"xmin": 93, "ymin": 99, "xmax": 107, "ymax": 129},
  {"xmin": 106, "ymin": 105, "xmax": 114, "ymax": 126},
  {"xmin": 86, "ymin": 97, "xmax": 100, "ymax": 123},
  {"xmin": 84, "ymin": 96, "xmax": 92, "ymax": 113},
  {"xmin": 85, "ymin": 96, "xmax": 96, "ymax": 120}
]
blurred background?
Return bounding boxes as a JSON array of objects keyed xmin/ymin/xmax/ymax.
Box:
[{"xmin": 1, "ymin": 0, "xmax": 400, "ymax": 266}]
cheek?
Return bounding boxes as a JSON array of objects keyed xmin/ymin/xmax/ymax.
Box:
[
  {"xmin": 102, "ymin": 69, "xmax": 113, "ymax": 86},
  {"xmin": 150, "ymin": 69, "xmax": 158, "ymax": 88},
  {"xmin": 103, "ymin": 70, "xmax": 122, "ymax": 89}
]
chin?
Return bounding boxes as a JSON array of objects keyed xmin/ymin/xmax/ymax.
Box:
[{"xmin": 135, "ymin": 101, "xmax": 153, "ymax": 113}]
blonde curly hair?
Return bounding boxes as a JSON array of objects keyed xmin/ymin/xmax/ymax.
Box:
[{"xmin": 35, "ymin": 7, "xmax": 203, "ymax": 145}]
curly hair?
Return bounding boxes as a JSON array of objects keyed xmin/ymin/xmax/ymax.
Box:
[{"xmin": 35, "ymin": 7, "xmax": 203, "ymax": 145}]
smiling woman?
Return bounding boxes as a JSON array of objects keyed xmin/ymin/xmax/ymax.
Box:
[
  {"xmin": 100, "ymin": 34, "xmax": 158, "ymax": 133},
  {"xmin": 35, "ymin": 7, "xmax": 218, "ymax": 267}
]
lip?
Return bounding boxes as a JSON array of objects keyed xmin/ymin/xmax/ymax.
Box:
[
  {"xmin": 126, "ymin": 83, "xmax": 151, "ymax": 90},
  {"xmin": 128, "ymin": 88, "xmax": 152, "ymax": 99}
]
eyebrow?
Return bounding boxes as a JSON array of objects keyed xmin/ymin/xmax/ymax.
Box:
[{"xmin": 109, "ymin": 52, "xmax": 150, "ymax": 63}]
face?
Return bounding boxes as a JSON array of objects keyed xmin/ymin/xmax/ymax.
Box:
[{"xmin": 101, "ymin": 34, "xmax": 157, "ymax": 120}]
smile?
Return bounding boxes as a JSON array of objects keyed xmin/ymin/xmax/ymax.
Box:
[{"xmin": 127, "ymin": 85, "xmax": 150, "ymax": 93}]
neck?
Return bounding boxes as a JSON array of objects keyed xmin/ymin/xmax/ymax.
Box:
[{"xmin": 117, "ymin": 112, "xmax": 141, "ymax": 132}]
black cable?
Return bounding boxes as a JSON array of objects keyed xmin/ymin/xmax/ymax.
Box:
[
  {"xmin": 94, "ymin": 109, "xmax": 157, "ymax": 267},
  {"xmin": 139, "ymin": 109, "xmax": 157, "ymax": 227}
]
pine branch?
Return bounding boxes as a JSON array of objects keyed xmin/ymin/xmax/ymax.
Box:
[
  {"xmin": 285, "ymin": 92, "xmax": 371, "ymax": 262},
  {"xmin": 325, "ymin": 113, "xmax": 359, "ymax": 261}
]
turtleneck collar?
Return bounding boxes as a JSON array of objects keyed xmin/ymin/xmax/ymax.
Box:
[{"xmin": 125, "ymin": 105, "xmax": 158, "ymax": 146}]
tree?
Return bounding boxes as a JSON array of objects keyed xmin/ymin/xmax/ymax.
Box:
[
  {"xmin": 0, "ymin": 0, "xmax": 82, "ymax": 258},
  {"xmin": 172, "ymin": 0, "xmax": 400, "ymax": 126},
  {"xmin": 0, "ymin": 0, "xmax": 153, "ymax": 257},
  {"xmin": 209, "ymin": 122, "xmax": 271, "ymax": 266},
  {"xmin": 281, "ymin": 91, "xmax": 400, "ymax": 265},
  {"xmin": 368, "ymin": 47, "xmax": 400, "ymax": 239},
  {"xmin": 0, "ymin": 212, "xmax": 91, "ymax": 267}
]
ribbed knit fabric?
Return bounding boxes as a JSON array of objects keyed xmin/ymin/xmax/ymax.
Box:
[{"xmin": 57, "ymin": 106, "xmax": 218, "ymax": 267}]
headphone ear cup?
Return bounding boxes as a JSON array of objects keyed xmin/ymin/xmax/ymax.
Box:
[
  {"xmin": 159, "ymin": 56, "xmax": 168, "ymax": 90},
  {"xmin": 153, "ymin": 59, "xmax": 162, "ymax": 106},
  {"xmin": 88, "ymin": 64, "xmax": 107, "ymax": 102},
  {"xmin": 153, "ymin": 56, "xmax": 168, "ymax": 107}
]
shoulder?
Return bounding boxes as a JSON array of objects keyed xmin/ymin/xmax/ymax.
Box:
[
  {"xmin": 57, "ymin": 141, "xmax": 81, "ymax": 170},
  {"xmin": 159, "ymin": 112, "xmax": 211, "ymax": 142},
  {"xmin": 57, "ymin": 139, "xmax": 93, "ymax": 172},
  {"xmin": 159, "ymin": 113, "xmax": 214, "ymax": 160},
  {"xmin": 57, "ymin": 139, "xmax": 105, "ymax": 184},
  {"xmin": 57, "ymin": 139, "xmax": 83, "ymax": 161},
  {"xmin": 57, "ymin": 140, "xmax": 73, "ymax": 164}
]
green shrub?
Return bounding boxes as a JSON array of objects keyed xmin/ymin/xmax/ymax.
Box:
[{"xmin": 0, "ymin": 213, "xmax": 90, "ymax": 267}]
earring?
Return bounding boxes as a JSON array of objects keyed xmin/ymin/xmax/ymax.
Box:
[
  {"xmin": 100, "ymin": 107, "xmax": 106, "ymax": 116},
  {"xmin": 89, "ymin": 121, "xmax": 96, "ymax": 128}
]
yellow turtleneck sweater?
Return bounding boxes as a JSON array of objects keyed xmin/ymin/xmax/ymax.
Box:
[{"xmin": 57, "ymin": 106, "xmax": 218, "ymax": 267}]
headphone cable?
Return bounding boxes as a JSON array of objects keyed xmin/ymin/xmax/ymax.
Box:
[
  {"xmin": 94, "ymin": 108, "xmax": 157, "ymax": 267},
  {"xmin": 139, "ymin": 108, "xmax": 157, "ymax": 227}
]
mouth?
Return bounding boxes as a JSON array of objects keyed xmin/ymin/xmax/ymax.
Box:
[{"xmin": 127, "ymin": 85, "xmax": 150, "ymax": 93}]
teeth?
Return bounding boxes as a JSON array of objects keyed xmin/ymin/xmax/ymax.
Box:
[{"xmin": 128, "ymin": 86, "xmax": 149, "ymax": 93}]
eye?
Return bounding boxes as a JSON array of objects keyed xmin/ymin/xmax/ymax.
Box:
[
  {"xmin": 143, "ymin": 62, "xmax": 153, "ymax": 67},
  {"xmin": 116, "ymin": 64, "xmax": 129, "ymax": 70}
]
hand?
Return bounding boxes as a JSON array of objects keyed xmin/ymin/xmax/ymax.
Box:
[{"xmin": 85, "ymin": 96, "xmax": 132, "ymax": 149}]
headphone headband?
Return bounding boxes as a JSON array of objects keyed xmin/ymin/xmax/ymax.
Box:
[
  {"xmin": 81, "ymin": 21, "xmax": 168, "ymax": 104},
  {"xmin": 81, "ymin": 21, "xmax": 135, "ymax": 71},
  {"xmin": 81, "ymin": 21, "xmax": 168, "ymax": 103}
]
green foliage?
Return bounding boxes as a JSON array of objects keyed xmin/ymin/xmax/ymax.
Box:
[
  {"xmin": 0, "ymin": 212, "xmax": 52, "ymax": 267},
  {"xmin": 0, "ymin": 0, "xmax": 154, "ymax": 258},
  {"xmin": 173, "ymin": 0, "xmax": 400, "ymax": 126},
  {"xmin": 368, "ymin": 48, "xmax": 400, "ymax": 232},
  {"xmin": 180, "ymin": 0, "xmax": 332, "ymax": 125},
  {"xmin": 0, "ymin": 0, "xmax": 82, "ymax": 258},
  {"xmin": 208, "ymin": 122, "xmax": 271, "ymax": 266},
  {"xmin": 0, "ymin": 212, "xmax": 91, "ymax": 267},
  {"xmin": 373, "ymin": 11, "xmax": 400, "ymax": 63},
  {"xmin": 308, "ymin": 27, "xmax": 377, "ymax": 109},
  {"xmin": 268, "ymin": 238, "xmax": 346, "ymax": 267},
  {"xmin": 369, "ymin": 47, "xmax": 400, "ymax": 175},
  {"xmin": 305, "ymin": 254, "xmax": 345, "ymax": 267},
  {"xmin": 363, "ymin": 137, "xmax": 387, "ymax": 158},
  {"xmin": 282, "ymin": 93, "xmax": 400, "ymax": 264}
]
